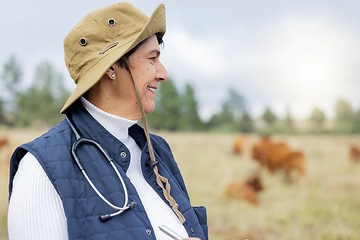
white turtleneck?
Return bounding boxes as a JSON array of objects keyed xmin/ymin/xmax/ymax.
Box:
[{"xmin": 8, "ymin": 97, "xmax": 188, "ymax": 240}]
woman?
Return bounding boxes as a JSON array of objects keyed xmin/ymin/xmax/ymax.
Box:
[{"xmin": 8, "ymin": 2, "xmax": 207, "ymax": 239}]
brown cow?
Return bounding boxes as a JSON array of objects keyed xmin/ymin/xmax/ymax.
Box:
[
  {"xmin": 232, "ymin": 134, "xmax": 247, "ymax": 155},
  {"xmin": 252, "ymin": 137, "xmax": 289, "ymax": 172},
  {"xmin": 252, "ymin": 136, "xmax": 305, "ymax": 183},
  {"xmin": 0, "ymin": 137, "xmax": 8, "ymax": 148},
  {"xmin": 281, "ymin": 151, "xmax": 306, "ymax": 182},
  {"xmin": 251, "ymin": 135, "xmax": 273, "ymax": 166},
  {"xmin": 265, "ymin": 142, "xmax": 291, "ymax": 174},
  {"xmin": 349, "ymin": 145, "xmax": 360, "ymax": 163},
  {"xmin": 0, "ymin": 137, "xmax": 11, "ymax": 174},
  {"xmin": 225, "ymin": 176, "xmax": 263, "ymax": 206}
]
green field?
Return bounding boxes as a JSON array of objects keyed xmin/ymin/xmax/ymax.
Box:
[{"xmin": 1, "ymin": 129, "xmax": 360, "ymax": 239}]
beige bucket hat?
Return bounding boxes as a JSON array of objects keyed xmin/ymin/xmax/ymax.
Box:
[{"xmin": 61, "ymin": 2, "xmax": 166, "ymax": 113}]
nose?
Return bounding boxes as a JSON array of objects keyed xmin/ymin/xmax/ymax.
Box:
[{"xmin": 156, "ymin": 61, "xmax": 168, "ymax": 82}]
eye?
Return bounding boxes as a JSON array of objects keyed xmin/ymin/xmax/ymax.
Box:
[
  {"xmin": 148, "ymin": 56, "xmax": 158, "ymax": 64},
  {"xmin": 148, "ymin": 51, "xmax": 160, "ymax": 63}
]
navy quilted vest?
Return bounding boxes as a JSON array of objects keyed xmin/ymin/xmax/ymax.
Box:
[{"xmin": 9, "ymin": 101, "xmax": 208, "ymax": 240}]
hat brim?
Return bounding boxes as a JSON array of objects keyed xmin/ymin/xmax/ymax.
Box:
[{"xmin": 60, "ymin": 4, "xmax": 166, "ymax": 114}]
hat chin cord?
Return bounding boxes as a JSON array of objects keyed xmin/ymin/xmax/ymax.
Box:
[{"xmin": 121, "ymin": 57, "xmax": 186, "ymax": 224}]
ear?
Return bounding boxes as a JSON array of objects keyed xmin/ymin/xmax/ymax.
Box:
[{"xmin": 105, "ymin": 62, "xmax": 119, "ymax": 80}]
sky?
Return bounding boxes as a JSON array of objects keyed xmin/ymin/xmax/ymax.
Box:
[{"xmin": 1, "ymin": 0, "xmax": 360, "ymax": 120}]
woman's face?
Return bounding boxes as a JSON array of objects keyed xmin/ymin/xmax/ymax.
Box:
[
  {"xmin": 127, "ymin": 35, "xmax": 168, "ymax": 114},
  {"xmin": 115, "ymin": 35, "xmax": 167, "ymax": 117}
]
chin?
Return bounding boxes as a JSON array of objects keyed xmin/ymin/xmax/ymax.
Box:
[{"xmin": 144, "ymin": 105, "xmax": 155, "ymax": 114}]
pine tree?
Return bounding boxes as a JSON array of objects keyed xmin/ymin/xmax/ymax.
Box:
[
  {"xmin": 180, "ymin": 84, "xmax": 203, "ymax": 131},
  {"xmin": 16, "ymin": 61, "xmax": 69, "ymax": 127},
  {"xmin": 0, "ymin": 55, "xmax": 22, "ymax": 124},
  {"xmin": 238, "ymin": 109, "xmax": 254, "ymax": 133},
  {"xmin": 284, "ymin": 108, "xmax": 295, "ymax": 132},
  {"xmin": 207, "ymin": 88, "xmax": 249, "ymax": 132},
  {"xmin": 334, "ymin": 99, "xmax": 354, "ymax": 132},
  {"xmin": 352, "ymin": 109, "xmax": 360, "ymax": 133},
  {"xmin": 262, "ymin": 107, "xmax": 277, "ymax": 126},
  {"xmin": 148, "ymin": 78, "xmax": 180, "ymax": 131},
  {"xmin": 309, "ymin": 107, "xmax": 326, "ymax": 129}
]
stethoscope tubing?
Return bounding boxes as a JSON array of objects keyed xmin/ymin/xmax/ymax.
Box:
[
  {"xmin": 65, "ymin": 117, "xmax": 130, "ymax": 221},
  {"xmin": 81, "ymin": 162, "xmax": 129, "ymax": 212}
]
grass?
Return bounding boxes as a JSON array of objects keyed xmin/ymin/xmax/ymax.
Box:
[
  {"xmin": 160, "ymin": 132, "xmax": 360, "ymax": 240},
  {"xmin": 0, "ymin": 129, "xmax": 360, "ymax": 239}
]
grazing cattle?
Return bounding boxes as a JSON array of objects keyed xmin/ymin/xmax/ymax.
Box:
[
  {"xmin": 252, "ymin": 136, "xmax": 305, "ymax": 183},
  {"xmin": 251, "ymin": 135, "xmax": 273, "ymax": 166},
  {"xmin": 281, "ymin": 151, "xmax": 306, "ymax": 182},
  {"xmin": 0, "ymin": 137, "xmax": 8, "ymax": 148},
  {"xmin": 232, "ymin": 134, "xmax": 247, "ymax": 155},
  {"xmin": 225, "ymin": 176, "xmax": 263, "ymax": 206},
  {"xmin": 0, "ymin": 137, "xmax": 11, "ymax": 174},
  {"xmin": 265, "ymin": 142, "xmax": 290, "ymax": 174},
  {"xmin": 349, "ymin": 145, "xmax": 360, "ymax": 163}
]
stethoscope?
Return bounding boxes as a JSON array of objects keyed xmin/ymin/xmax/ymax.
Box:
[
  {"xmin": 64, "ymin": 57, "xmax": 185, "ymax": 225},
  {"xmin": 65, "ymin": 117, "xmax": 136, "ymax": 222}
]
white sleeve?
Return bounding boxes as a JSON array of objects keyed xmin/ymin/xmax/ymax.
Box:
[{"xmin": 8, "ymin": 152, "xmax": 68, "ymax": 240}]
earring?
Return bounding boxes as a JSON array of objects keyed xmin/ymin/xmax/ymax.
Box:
[{"xmin": 111, "ymin": 74, "xmax": 115, "ymax": 79}]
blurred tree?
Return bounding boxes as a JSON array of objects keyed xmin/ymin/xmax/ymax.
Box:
[
  {"xmin": 283, "ymin": 107, "xmax": 295, "ymax": 132},
  {"xmin": 352, "ymin": 109, "xmax": 360, "ymax": 133},
  {"xmin": 262, "ymin": 107, "xmax": 277, "ymax": 126},
  {"xmin": 238, "ymin": 108, "xmax": 254, "ymax": 133},
  {"xmin": 0, "ymin": 55, "xmax": 22, "ymax": 124},
  {"xmin": 219, "ymin": 102, "xmax": 233, "ymax": 124},
  {"xmin": 309, "ymin": 107, "xmax": 326, "ymax": 129},
  {"xmin": 206, "ymin": 108, "xmax": 233, "ymax": 131},
  {"xmin": 334, "ymin": 99, "xmax": 354, "ymax": 132},
  {"xmin": 0, "ymin": 99, "xmax": 4, "ymax": 124},
  {"xmin": 148, "ymin": 78, "xmax": 180, "ymax": 131},
  {"xmin": 207, "ymin": 88, "xmax": 246, "ymax": 132},
  {"xmin": 16, "ymin": 61, "xmax": 70, "ymax": 127},
  {"xmin": 222, "ymin": 88, "xmax": 245, "ymax": 122},
  {"xmin": 179, "ymin": 84, "xmax": 203, "ymax": 131}
]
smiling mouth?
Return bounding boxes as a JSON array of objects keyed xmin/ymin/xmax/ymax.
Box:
[{"xmin": 147, "ymin": 87, "xmax": 156, "ymax": 93}]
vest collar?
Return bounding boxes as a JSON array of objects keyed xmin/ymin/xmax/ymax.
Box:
[
  {"xmin": 80, "ymin": 97, "xmax": 137, "ymax": 141},
  {"xmin": 67, "ymin": 100, "xmax": 148, "ymax": 170}
]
